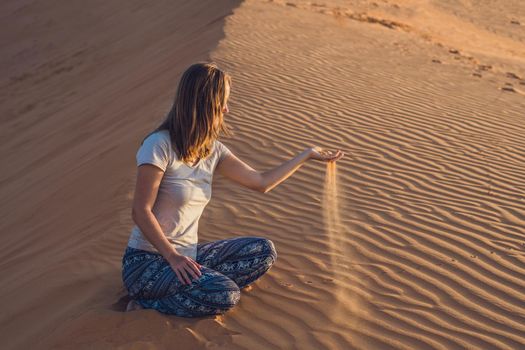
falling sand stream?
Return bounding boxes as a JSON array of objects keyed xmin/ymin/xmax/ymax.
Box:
[
  {"xmin": 323, "ymin": 161, "xmax": 342, "ymax": 245},
  {"xmin": 322, "ymin": 161, "xmax": 345, "ymax": 294},
  {"xmin": 322, "ymin": 161, "xmax": 369, "ymax": 331}
]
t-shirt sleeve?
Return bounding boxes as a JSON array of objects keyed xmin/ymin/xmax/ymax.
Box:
[
  {"xmin": 136, "ymin": 132, "xmax": 171, "ymax": 172},
  {"xmin": 216, "ymin": 140, "xmax": 233, "ymax": 163}
]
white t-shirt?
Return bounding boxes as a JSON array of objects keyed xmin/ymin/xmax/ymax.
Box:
[{"xmin": 127, "ymin": 129, "xmax": 233, "ymax": 260}]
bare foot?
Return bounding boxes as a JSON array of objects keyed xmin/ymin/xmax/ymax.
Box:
[
  {"xmin": 242, "ymin": 285, "xmax": 253, "ymax": 292},
  {"xmin": 126, "ymin": 299, "xmax": 143, "ymax": 312}
]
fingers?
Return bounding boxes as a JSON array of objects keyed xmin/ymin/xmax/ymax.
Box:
[
  {"xmin": 183, "ymin": 263, "xmax": 200, "ymax": 281},
  {"xmin": 173, "ymin": 263, "xmax": 190, "ymax": 285},
  {"xmin": 332, "ymin": 150, "xmax": 344, "ymax": 160},
  {"xmin": 321, "ymin": 150, "xmax": 344, "ymax": 161},
  {"xmin": 173, "ymin": 258, "xmax": 203, "ymax": 286},
  {"xmin": 189, "ymin": 260, "xmax": 202, "ymax": 277},
  {"xmin": 174, "ymin": 269, "xmax": 187, "ymax": 286},
  {"xmin": 179, "ymin": 267, "xmax": 192, "ymax": 285},
  {"xmin": 184, "ymin": 257, "xmax": 202, "ymax": 278}
]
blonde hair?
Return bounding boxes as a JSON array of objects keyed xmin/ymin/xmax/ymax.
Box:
[{"xmin": 145, "ymin": 62, "xmax": 233, "ymax": 164}]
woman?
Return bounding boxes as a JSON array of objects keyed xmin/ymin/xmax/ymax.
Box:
[{"xmin": 121, "ymin": 62, "xmax": 344, "ymax": 317}]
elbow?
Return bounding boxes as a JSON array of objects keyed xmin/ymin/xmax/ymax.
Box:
[
  {"xmin": 258, "ymin": 185, "xmax": 270, "ymax": 194},
  {"xmin": 131, "ymin": 206, "xmax": 150, "ymax": 222},
  {"xmin": 257, "ymin": 172, "xmax": 270, "ymax": 193},
  {"xmin": 131, "ymin": 208, "xmax": 139, "ymax": 223},
  {"xmin": 258, "ymin": 182, "xmax": 273, "ymax": 194}
]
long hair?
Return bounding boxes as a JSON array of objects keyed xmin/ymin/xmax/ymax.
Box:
[{"xmin": 143, "ymin": 62, "xmax": 233, "ymax": 164}]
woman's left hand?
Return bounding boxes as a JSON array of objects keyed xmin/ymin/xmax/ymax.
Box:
[{"xmin": 308, "ymin": 146, "xmax": 344, "ymax": 162}]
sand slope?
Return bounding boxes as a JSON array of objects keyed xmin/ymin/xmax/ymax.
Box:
[
  {"xmin": 0, "ymin": 1, "xmax": 242, "ymax": 349},
  {"xmin": 2, "ymin": 0, "xmax": 525, "ymax": 349}
]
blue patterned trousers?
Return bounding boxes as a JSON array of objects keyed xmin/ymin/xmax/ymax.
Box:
[{"xmin": 121, "ymin": 236, "xmax": 277, "ymax": 317}]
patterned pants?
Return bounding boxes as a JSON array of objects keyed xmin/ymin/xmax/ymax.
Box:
[{"xmin": 121, "ymin": 236, "xmax": 277, "ymax": 317}]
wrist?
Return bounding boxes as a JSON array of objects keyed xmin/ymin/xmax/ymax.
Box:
[
  {"xmin": 303, "ymin": 147, "xmax": 313, "ymax": 161},
  {"xmin": 165, "ymin": 249, "xmax": 182, "ymax": 263}
]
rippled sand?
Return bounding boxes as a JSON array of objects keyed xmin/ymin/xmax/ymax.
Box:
[{"xmin": 1, "ymin": 0, "xmax": 524, "ymax": 349}]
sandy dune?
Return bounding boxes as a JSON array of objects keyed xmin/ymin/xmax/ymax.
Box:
[{"xmin": 1, "ymin": 0, "xmax": 524, "ymax": 349}]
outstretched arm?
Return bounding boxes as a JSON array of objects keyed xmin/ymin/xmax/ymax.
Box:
[{"xmin": 215, "ymin": 146, "xmax": 344, "ymax": 193}]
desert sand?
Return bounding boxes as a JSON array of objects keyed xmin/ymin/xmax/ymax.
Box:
[{"xmin": 1, "ymin": 0, "xmax": 524, "ymax": 349}]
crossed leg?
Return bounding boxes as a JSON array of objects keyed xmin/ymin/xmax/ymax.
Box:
[
  {"xmin": 122, "ymin": 236, "xmax": 277, "ymax": 317},
  {"xmin": 196, "ymin": 236, "xmax": 277, "ymax": 289}
]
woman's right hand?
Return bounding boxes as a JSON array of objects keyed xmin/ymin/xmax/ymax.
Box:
[
  {"xmin": 167, "ymin": 252, "xmax": 203, "ymax": 285},
  {"xmin": 308, "ymin": 146, "xmax": 344, "ymax": 162}
]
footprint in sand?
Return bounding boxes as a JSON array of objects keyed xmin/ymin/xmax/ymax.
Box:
[
  {"xmin": 501, "ymin": 85, "xmax": 516, "ymax": 93},
  {"xmin": 278, "ymin": 280, "xmax": 293, "ymax": 287},
  {"xmin": 506, "ymin": 72, "xmax": 521, "ymax": 79},
  {"xmin": 477, "ymin": 64, "xmax": 492, "ymax": 71}
]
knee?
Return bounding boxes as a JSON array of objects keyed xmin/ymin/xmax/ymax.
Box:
[
  {"xmin": 197, "ymin": 272, "xmax": 241, "ymax": 314},
  {"xmin": 258, "ymin": 237, "xmax": 277, "ymax": 264},
  {"xmin": 217, "ymin": 278, "xmax": 241, "ymax": 311},
  {"xmin": 237, "ymin": 236, "xmax": 277, "ymax": 262},
  {"xmin": 221, "ymin": 287, "xmax": 241, "ymax": 313}
]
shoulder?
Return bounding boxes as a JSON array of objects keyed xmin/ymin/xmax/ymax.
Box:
[
  {"xmin": 214, "ymin": 139, "xmax": 224, "ymax": 149},
  {"xmin": 213, "ymin": 139, "xmax": 233, "ymax": 161},
  {"xmin": 140, "ymin": 130, "xmax": 173, "ymax": 153},
  {"xmin": 136, "ymin": 129, "xmax": 174, "ymax": 164},
  {"xmin": 213, "ymin": 139, "xmax": 228, "ymax": 152},
  {"xmin": 144, "ymin": 129, "xmax": 170, "ymax": 144}
]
